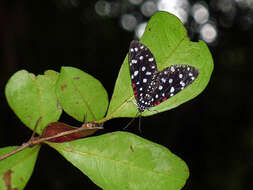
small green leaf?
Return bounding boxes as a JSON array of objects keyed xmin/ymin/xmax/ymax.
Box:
[
  {"xmin": 5, "ymin": 70, "xmax": 62, "ymax": 134},
  {"xmin": 0, "ymin": 146, "xmax": 40, "ymax": 190},
  {"xmin": 106, "ymin": 11, "xmax": 213, "ymax": 119},
  {"xmin": 44, "ymin": 70, "xmax": 60, "ymax": 81},
  {"xmin": 55, "ymin": 67, "xmax": 108, "ymax": 122},
  {"xmin": 50, "ymin": 132, "xmax": 189, "ymax": 190}
]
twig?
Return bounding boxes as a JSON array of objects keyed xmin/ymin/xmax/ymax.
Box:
[
  {"xmin": 0, "ymin": 123, "xmax": 103, "ymax": 161},
  {"xmin": 32, "ymin": 126, "xmax": 103, "ymax": 144},
  {"xmin": 29, "ymin": 117, "xmax": 42, "ymax": 141},
  {"xmin": 0, "ymin": 142, "xmax": 31, "ymax": 161}
]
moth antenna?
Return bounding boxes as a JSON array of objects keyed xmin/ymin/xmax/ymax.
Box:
[
  {"xmin": 138, "ymin": 115, "xmax": 143, "ymax": 134},
  {"xmin": 123, "ymin": 117, "xmax": 135, "ymax": 130},
  {"xmin": 123, "ymin": 111, "xmax": 139, "ymax": 130}
]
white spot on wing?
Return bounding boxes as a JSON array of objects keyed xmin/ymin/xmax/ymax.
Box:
[
  {"xmin": 143, "ymin": 78, "xmax": 147, "ymax": 83},
  {"xmin": 148, "ymin": 58, "xmax": 154, "ymax": 62},
  {"xmin": 169, "ymin": 79, "xmax": 173, "ymax": 83},
  {"xmin": 170, "ymin": 87, "xmax": 175, "ymax": 93},
  {"xmin": 134, "ymin": 71, "xmax": 138, "ymax": 76},
  {"xmin": 159, "ymin": 85, "xmax": 163, "ymax": 90},
  {"xmin": 179, "ymin": 74, "xmax": 183, "ymax": 78},
  {"xmin": 139, "ymin": 56, "xmax": 143, "ymax": 60},
  {"xmin": 142, "ymin": 66, "xmax": 146, "ymax": 71},
  {"xmin": 131, "ymin": 59, "xmax": 137, "ymax": 64},
  {"xmin": 146, "ymin": 71, "xmax": 151, "ymax": 75},
  {"xmin": 180, "ymin": 81, "xmax": 185, "ymax": 86},
  {"xmin": 171, "ymin": 66, "xmax": 175, "ymax": 72}
]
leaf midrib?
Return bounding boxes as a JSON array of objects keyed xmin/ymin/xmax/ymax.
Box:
[
  {"xmin": 29, "ymin": 74, "xmax": 43, "ymax": 133},
  {"xmin": 68, "ymin": 73, "xmax": 97, "ymax": 121},
  {"xmin": 56, "ymin": 144, "xmax": 186, "ymax": 182}
]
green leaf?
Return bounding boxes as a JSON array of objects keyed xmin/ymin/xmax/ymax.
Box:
[
  {"xmin": 44, "ymin": 70, "xmax": 60, "ymax": 82},
  {"xmin": 106, "ymin": 11, "xmax": 213, "ymax": 119},
  {"xmin": 55, "ymin": 66, "xmax": 108, "ymax": 122},
  {"xmin": 5, "ymin": 70, "xmax": 62, "ymax": 134},
  {"xmin": 0, "ymin": 146, "xmax": 40, "ymax": 190},
  {"xmin": 50, "ymin": 132, "xmax": 189, "ymax": 190}
]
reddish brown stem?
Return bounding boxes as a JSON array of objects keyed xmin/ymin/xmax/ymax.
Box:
[{"xmin": 0, "ymin": 123, "xmax": 103, "ymax": 161}]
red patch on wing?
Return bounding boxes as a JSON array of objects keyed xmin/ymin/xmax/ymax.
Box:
[
  {"xmin": 134, "ymin": 90, "xmax": 138, "ymax": 97},
  {"xmin": 162, "ymin": 97, "xmax": 167, "ymax": 102}
]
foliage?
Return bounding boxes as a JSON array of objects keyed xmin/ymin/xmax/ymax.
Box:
[{"xmin": 0, "ymin": 12, "xmax": 213, "ymax": 190}]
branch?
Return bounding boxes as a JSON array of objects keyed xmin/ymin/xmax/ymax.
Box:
[
  {"xmin": 0, "ymin": 122, "xmax": 103, "ymax": 161},
  {"xmin": 0, "ymin": 142, "xmax": 31, "ymax": 161}
]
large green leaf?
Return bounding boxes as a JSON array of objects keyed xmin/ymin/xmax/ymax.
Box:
[
  {"xmin": 56, "ymin": 67, "xmax": 108, "ymax": 122},
  {"xmin": 0, "ymin": 146, "xmax": 40, "ymax": 190},
  {"xmin": 106, "ymin": 11, "xmax": 213, "ymax": 119},
  {"xmin": 5, "ymin": 70, "xmax": 62, "ymax": 134},
  {"xmin": 50, "ymin": 132, "xmax": 189, "ymax": 190}
]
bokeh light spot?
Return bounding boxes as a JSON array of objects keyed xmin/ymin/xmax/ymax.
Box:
[
  {"xmin": 129, "ymin": 0, "xmax": 143, "ymax": 5},
  {"xmin": 192, "ymin": 3, "xmax": 209, "ymax": 24},
  {"xmin": 200, "ymin": 22, "xmax": 217, "ymax": 43},
  {"xmin": 95, "ymin": 0, "xmax": 111, "ymax": 16},
  {"xmin": 135, "ymin": 22, "xmax": 147, "ymax": 39},
  {"xmin": 217, "ymin": 0, "xmax": 235, "ymax": 13},
  {"xmin": 157, "ymin": 0, "xmax": 190, "ymax": 23},
  {"xmin": 121, "ymin": 14, "xmax": 137, "ymax": 31},
  {"xmin": 246, "ymin": 0, "xmax": 253, "ymax": 9},
  {"xmin": 141, "ymin": 1, "xmax": 157, "ymax": 17},
  {"xmin": 235, "ymin": 0, "xmax": 248, "ymax": 8}
]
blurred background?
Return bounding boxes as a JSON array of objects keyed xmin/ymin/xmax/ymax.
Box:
[{"xmin": 0, "ymin": 0, "xmax": 253, "ymax": 189}]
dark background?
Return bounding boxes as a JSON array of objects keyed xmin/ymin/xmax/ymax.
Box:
[{"xmin": 1, "ymin": 0, "xmax": 253, "ymax": 189}]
